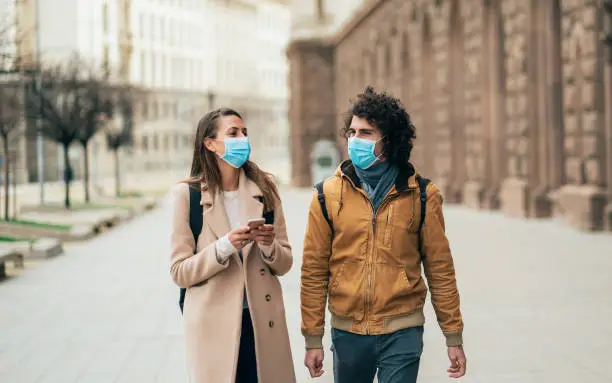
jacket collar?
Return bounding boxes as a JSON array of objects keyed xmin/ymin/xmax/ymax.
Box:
[{"xmin": 336, "ymin": 160, "xmax": 419, "ymax": 192}]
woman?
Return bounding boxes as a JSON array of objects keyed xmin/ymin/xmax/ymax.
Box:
[{"xmin": 170, "ymin": 108, "xmax": 296, "ymax": 383}]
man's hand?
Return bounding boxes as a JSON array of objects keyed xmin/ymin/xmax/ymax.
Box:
[
  {"xmin": 304, "ymin": 349, "xmax": 325, "ymax": 378},
  {"xmin": 447, "ymin": 345, "xmax": 466, "ymax": 378}
]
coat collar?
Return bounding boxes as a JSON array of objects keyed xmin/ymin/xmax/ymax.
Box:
[{"xmin": 200, "ymin": 169, "xmax": 264, "ymax": 242}]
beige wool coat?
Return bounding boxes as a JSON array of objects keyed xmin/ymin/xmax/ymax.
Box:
[{"xmin": 170, "ymin": 171, "xmax": 296, "ymax": 383}]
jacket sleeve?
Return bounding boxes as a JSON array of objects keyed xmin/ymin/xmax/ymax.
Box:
[
  {"xmin": 260, "ymin": 195, "xmax": 293, "ymax": 276},
  {"xmin": 300, "ymin": 189, "xmax": 333, "ymax": 349},
  {"xmin": 169, "ymin": 183, "xmax": 229, "ymax": 288},
  {"xmin": 421, "ymin": 183, "xmax": 464, "ymax": 347}
]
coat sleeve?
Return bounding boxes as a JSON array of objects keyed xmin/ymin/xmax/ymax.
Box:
[
  {"xmin": 261, "ymin": 194, "xmax": 293, "ymax": 276},
  {"xmin": 421, "ymin": 183, "xmax": 464, "ymax": 347},
  {"xmin": 169, "ymin": 183, "xmax": 229, "ymax": 288},
  {"xmin": 300, "ymin": 189, "xmax": 332, "ymax": 349}
]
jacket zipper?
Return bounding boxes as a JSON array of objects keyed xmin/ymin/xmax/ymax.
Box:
[
  {"xmin": 364, "ymin": 192, "xmax": 399, "ymax": 335},
  {"xmin": 340, "ymin": 173, "xmax": 415, "ymax": 335}
]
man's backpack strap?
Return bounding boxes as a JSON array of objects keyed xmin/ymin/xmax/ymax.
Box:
[
  {"xmin": 416, "ymin": 176, "xmax": 431, "ymax": 260},
  {"xmin": 179, "ymin": 183, "xmax": 203, "ymax": 314},
  {"xmin": 314, "ymin": 181, "xmax": 332, "ymax": 229}
]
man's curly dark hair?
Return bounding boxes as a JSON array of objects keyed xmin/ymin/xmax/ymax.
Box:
[{"xmin": 342, "ymin": 86, "xmax": 416, "ymax": 168}]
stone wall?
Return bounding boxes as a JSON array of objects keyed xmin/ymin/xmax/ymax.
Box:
[
  {"xmin": 286, "ymin": 39, "xmax": 335, "ymax": 187},
  {"xmin": 288, "ymin": 0, "xmax": 612, "ymax": 232}
]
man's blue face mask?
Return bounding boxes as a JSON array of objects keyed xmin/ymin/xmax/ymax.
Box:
[
  {"xmin": 214, "ymin": 137, "xmax": 251, "ymax": 168},
  {"xmin": 347, "ymin": 136, "xmax": 383, "ymax": 169}
]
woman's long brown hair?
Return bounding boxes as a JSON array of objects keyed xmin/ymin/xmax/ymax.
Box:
[{"xmin": 185, "ymin": 108, "xmax": 280, "ymax": 212}]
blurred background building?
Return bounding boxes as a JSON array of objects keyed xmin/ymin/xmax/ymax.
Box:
[
  {"xmin": 3, "ymin": 0, "xmax": 291, "ymax": 191},
  {"xmin": 287, "ymin": 0, "xmax": 612, "ymax": 232}
]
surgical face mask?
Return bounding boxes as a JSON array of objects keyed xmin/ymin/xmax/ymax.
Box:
[
  {"xmin": 214, "ymin": 137, "xmax": 251, "ymax": 168},
  {"xmin": 347, "ymin": 136, "xmax": 383, "ymax": 169}
]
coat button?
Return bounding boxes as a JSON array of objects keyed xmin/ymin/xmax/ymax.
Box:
[
  {"xmin": 265, "ymin": 294, "xmax": 271, "ymax": 301},
  {"xmin": 269, "ymin": 321, "xmax": 274, "ymax": 328},
  {"xmin": 259, "ymin": 268, "xmax": 265, "ymax": 276}
]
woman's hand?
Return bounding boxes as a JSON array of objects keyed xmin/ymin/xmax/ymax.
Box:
[
  {"xmin": 251, "ymin": 224, "xmax": 275, "ymax": 246},
  {"xmin": 228, "ymin": 226, "xmax": 253, "ymax": 250}
]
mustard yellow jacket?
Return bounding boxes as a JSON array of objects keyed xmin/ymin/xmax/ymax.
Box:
[{"xmin": 300, "ymin": 161, "xmax": 463, "ymax": 348}]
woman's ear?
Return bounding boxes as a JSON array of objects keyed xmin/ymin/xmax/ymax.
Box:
[{"xmin": 203, "ymin": 138, "xmax": 216, "ymax": 153}]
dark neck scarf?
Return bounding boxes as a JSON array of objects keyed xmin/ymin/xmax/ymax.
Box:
[{"xmin": 354, "ymin": 161, "xmax": 398, "ymax": 211}]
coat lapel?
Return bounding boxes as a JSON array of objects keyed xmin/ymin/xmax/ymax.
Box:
[
  {"xmin": 199, "ymin": 171, "xmax": 264, "ymax": 251},
  {"xmin": 237, "ymin": 171, "xmax": 264, "ymax": 259},
  {"xmin": 200, "ymin": 184, "xmax": 231, "ymax": 241}
]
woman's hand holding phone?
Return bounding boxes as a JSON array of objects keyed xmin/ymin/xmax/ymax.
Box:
[
  {"xmin": 228, "ymin": 226, "xmax": 253, "ymax": 250},
  {"xmin": 251, "ymin": 224, "xmax": 275, "ymax": 246}
]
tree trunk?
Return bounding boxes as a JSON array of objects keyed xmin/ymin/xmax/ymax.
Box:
[
  {"xmin": 114, "ymin": 149, "xmax": 121, "ymax": 198},
  {"xmin": 82, "ymin": 142, "xmax": 90, "ymax": 203},
  {"xmin": 3, "ymin": 137, "xmax": 9, "ymax": 221},
  {"xmin": 63, "ymin": 144, "xmax": 72, "ymax": 209}
]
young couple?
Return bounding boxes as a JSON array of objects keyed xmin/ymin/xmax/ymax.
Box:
[{"xmin": 170, "ymin": 87, "xmax": 467, "ymax": 383}]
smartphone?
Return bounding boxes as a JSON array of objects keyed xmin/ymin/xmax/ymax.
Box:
[{"xmin": 247, "ymin": 218, "xmax": 266, "ymax": 230}]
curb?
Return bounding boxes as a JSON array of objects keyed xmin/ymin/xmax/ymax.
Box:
[
  {"xmin": 0, "ymin": 245, "xmax": 25, "ymax": 279},
  {"xmin": 28, "ymin": 238, "xmax": 64, "ymax": 259}
]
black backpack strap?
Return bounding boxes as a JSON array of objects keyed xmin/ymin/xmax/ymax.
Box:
[
  {"xmin": 416, "ymin": 176, "xmax": 430, "ymax": 260},
  {"xmin": 179, "ymin": 183, "xmax": 203, "ymax": 314},
  {"xmin": 314, "ymin": 181, "xmax": 332, "ymax": 229}
]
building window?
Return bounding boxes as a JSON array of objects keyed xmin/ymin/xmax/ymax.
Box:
[
  {"xmin": 139, "ymin": 51, "xmax": 145, "ymax": 84},
  {"xmin": 160, "ymin": 18, "xmax": 166, "ymax": 43},
  {"xmin": 142, "ymin": 100, "xmax": 149, "ymax": 118},
  {"xmin": 152, "ymin": 101, "xmax": 158, "ymax": 119},
  {"xmin": 153, "ymin": 134, "xmax": 159, "ymax": 151},
  {"xmin": 142, "ymin": 135, "xmax": 149, "ymax": 152}
]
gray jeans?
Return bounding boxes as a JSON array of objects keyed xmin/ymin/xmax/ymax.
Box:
[{"xmin": 331, "ymin": 326, "xmax": 424, "ymax": 383}]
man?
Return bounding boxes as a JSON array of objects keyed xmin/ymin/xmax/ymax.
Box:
[{"xmin": 300, "ymin": 87, "xmax": 466, "ymax": 383}]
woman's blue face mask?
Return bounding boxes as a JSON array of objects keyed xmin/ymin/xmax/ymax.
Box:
[
  {"xmin": 214, "ymin": 137, "xmax": 251, "ymax": 168},
  {"xmin": 348, "ymin": 136, "xmax": 383, "ymax": 169}
]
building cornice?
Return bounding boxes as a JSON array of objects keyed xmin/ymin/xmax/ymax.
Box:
[{"xmin": 328, "ymin": 0, "xmax": 389, "ymax": 46}]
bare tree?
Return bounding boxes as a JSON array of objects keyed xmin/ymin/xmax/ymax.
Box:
[
  {"xmin": 106, "ymin": 86, "xmax": 135, "ymax": 198},
  {"xmin": 25, "ymin": 57, "xmax": 106, "ymax": 209},
  {"xmin": 0, "ymin": 79, "xmax": 23, "ymax": 220},
  {"xmin": 0, "ymin": 15, "xmax": 23, "ymax": 220}
]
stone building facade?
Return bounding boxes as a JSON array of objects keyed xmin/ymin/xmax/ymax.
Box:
[{"xmin": 288, "ymin": 0, "xmax": 612, "ymax": 232}]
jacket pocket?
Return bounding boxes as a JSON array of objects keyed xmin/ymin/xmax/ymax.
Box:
[
  {"xmin": 402, "ymin": 265, "xmax": 411, "ymax": 285},
  {"xmin": 383, "ymin": 204, "xmax": 394, "ymax": 247},
  {"xmin": 370, "ymin": 263, "xmax": 418, "ymax": 319},
  {"xmin": 328, "ymin": 261, "xmax": 366, "ymax": 321}
]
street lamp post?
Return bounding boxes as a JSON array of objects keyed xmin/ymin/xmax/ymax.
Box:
[
  {"xmin": 207, "ymin": 90, "xmax": 215, "ymax": 110},
  {"xmin": 35, "ymin": 0, "xmax": 45, "ymax": 205}
]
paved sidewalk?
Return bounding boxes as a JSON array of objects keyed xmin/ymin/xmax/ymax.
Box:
[{"xmin": 0, "ymin": 187, "xmax": 610, "ymax": 382}]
